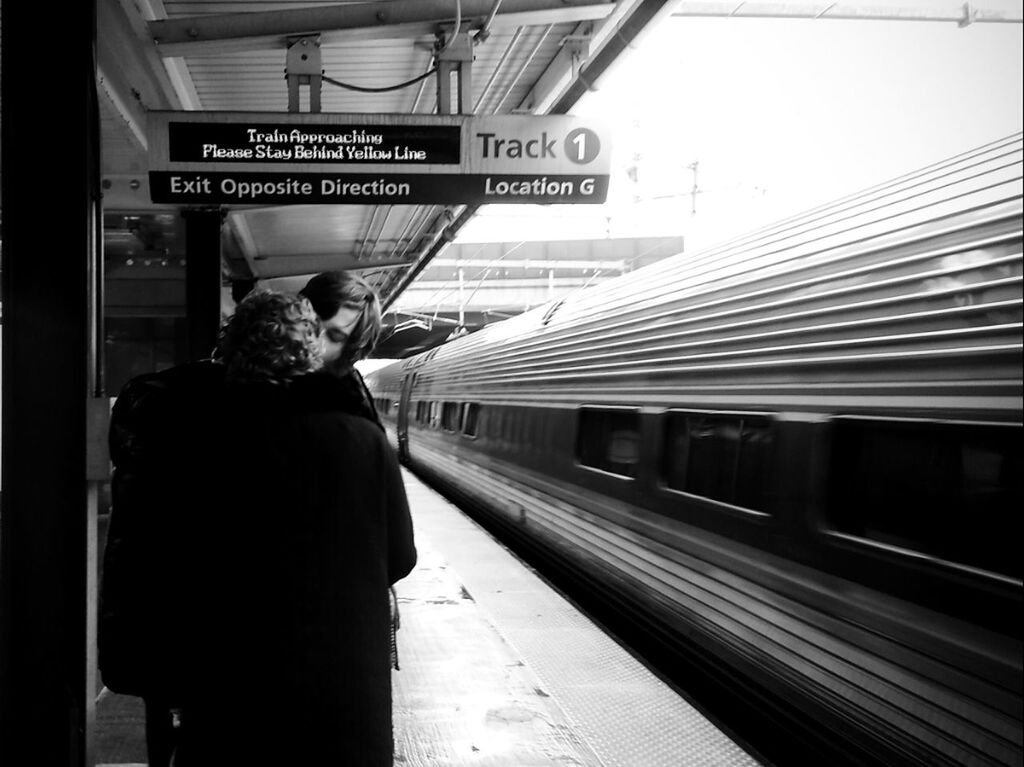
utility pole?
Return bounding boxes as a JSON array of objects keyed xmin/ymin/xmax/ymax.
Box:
[{"xmin": 688, "ymin": 161, "xmax": 700, "ymax": 215}]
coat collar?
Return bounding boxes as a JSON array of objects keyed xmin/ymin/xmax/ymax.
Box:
[{"xmin": 285, "ymin": 370, "xmax": 383, "ymax": 429}]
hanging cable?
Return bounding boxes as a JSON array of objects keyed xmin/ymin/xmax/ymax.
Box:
[
  {"xmin": 322, "ymin": 68, "xmax": 438, "ymax": 93},
  {"xmin": 288, "ymin": 2, "xmax": 464, "ymax": 95},
  {"xmin": 475, "ymin": 0, "xmax": 504, "ymax": 45},
  {"xmin": 437, "ymin": 0, "xmax": 463, "ymax": 54}
]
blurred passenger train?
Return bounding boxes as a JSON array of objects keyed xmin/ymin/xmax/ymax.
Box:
[{"xmin": 366, "ymin": 134, "xmax": 1023, "ymax": 766}]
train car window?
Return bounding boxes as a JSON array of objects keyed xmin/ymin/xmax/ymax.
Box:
[
  {"xmin": 577, "ymin": 407, "xmax": 641, "ymax": 478},
  {"xmin": 462, "ymin": 403, "xmax": 480, "ymax": 437},
  {"xmin": 662, "ymin": 412, "xmax": 774, "ymax": 511},
  {"xmin": 441, "ymin": 401, "xmax": 460, "ymax": 432},
  {"xmin": 826, "ymin": 418, "xmax": 1022, "ymax": 579},
  {"xmin": 429, "ymin": 401, "xmax": 440, "ymax": 429}
]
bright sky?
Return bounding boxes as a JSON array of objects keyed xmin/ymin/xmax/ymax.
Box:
[{"xmin": 459, "ymin": 8, "xmax": 1024, "ymax": 251}]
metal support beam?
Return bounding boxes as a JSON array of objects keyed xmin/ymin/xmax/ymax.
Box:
[
  {"xmin": 98, "ymin": 0, "xmax": 183, "ymax": 112},
  {"xmin": 1, "ymin": 3, "xmax": 100, "ymax": 766},
  {"xmin": 550, "ymin": 0, "xmax": 681, "ymax": 114},
  {"xmin": 148, "ymin": 0, "xmax": 618, "ymax": 56},
  {"xmin": 183, "ymin": 209, "xmax": 225, "ymax": 360},
  {"xmin": 671, "ymin": 2, "xmax": 1022, "ymax": 24},
  {"xmin": 286, "ymin": 35, "xmax": 323, "ymax": 113},
  {"xmin": 435, "ymin": 31, "xmax": 475, "ymax": 114},
  {"xmin": 251, "ymin": 256, "xmax": 418, "ymax": 279},
  {"xmin": 382, "ymin": 204, "xmax": 477, "ymax": 309}
]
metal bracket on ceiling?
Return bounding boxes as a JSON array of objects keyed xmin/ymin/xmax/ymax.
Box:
[
  {"xmin": 435, "ymin": 31, "xmax": 475, "ymax": 114},
  {"xmin": 561, "ymin": 33, "xmax": 592, "ymax": 80},
  {"xmin": 286, "ymin": 34, "xmax": 323, "ymax": 113}
]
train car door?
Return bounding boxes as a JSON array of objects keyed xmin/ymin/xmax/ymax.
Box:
[{"xmin": 396, "ymin": 372, "xmax": 416, "ymax": 460}]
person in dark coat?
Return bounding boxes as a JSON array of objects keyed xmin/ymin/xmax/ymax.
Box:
[
  {"xmin": 174, "ymin": 290, "xmax": 417, "ymax": 767},
  {"xmin": 99, "ymin": 270, "xmax": 400, "ymax": 765},
  {"xmin": 299, "ymin": 269, "xmax": 407, "ymax": 668},
  {"xmin": 98, "ymin": 358, "xmax": 225, "ymax": 767}
]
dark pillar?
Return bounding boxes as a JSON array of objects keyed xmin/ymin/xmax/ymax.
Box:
[
  {"xmin": 1, "ymin": 2, "xmax": 99, "ymax": 765},
  {"xmin": 183, "ymin": 208, "xmax": 224, "ymax": 360}
]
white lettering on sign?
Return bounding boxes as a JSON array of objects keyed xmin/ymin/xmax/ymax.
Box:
[
  {"xmin": 245, "ymin": 128, "xmax": 385, "ymax": 145},
  {"xmin": 484, "ymin": 177, "xmax": 575, "ymax": 196},
  {"xmin": 219, "ymin": 178, "xmax": 314, "ymax": 199},
  {"xmin": 564, "ymin": 128, "xmax": 600, "ymax": 164},
  {"xmin": 343, "ymin": 146, "xmax": 393, "ymax": 161},
  {"xmin": 202, "ymin": 144, "xmax": 254, "ymax": 160},
  {"xmin": 170, "ymin": 175, "xmax": 212, "ymax": 194},
  {"xmin": 255, "ymin": 145, "xmax": 293, "ymax": 160},
  {"xmin": 292, "ymin": 145, "xmax": 348, "ymax": 160},
  {"xmin": 321, "ymin": 179, "xmax": 412, "ymax": 197},
  {"xmin": 393, "ymin": 146, "xmax": 426, "ymax": 160}
]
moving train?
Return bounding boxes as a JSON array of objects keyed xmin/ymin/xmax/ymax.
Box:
[{"xmin": 366, "ymin": 134, "xmax": 1023, "ymax": 766}]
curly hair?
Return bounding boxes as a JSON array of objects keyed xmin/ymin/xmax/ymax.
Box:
[{"xmin": 217, "ymin": 290, "xmax": 323, "ymax": 384}]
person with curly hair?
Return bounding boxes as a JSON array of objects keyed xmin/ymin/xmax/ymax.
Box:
[
  {"xmin": 172, "ymin": 288, "xmax": 418, "ymax": 766},
  {"xmin": 216, "ymin": 288, "xmax": 324, "ymax": 384}
]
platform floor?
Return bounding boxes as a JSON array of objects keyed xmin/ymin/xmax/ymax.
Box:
[{"xmin": 96, "ymin": 468, "xmax": 762, "ymax": 767}]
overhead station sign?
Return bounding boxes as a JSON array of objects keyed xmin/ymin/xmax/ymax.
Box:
[{"xmin": 147, "ymin": 112, "xmax": 610, "ymax": 205}]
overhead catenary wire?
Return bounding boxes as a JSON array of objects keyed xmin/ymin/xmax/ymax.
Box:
[{"xmin": 400, "ymin": 240, "xmax": 529, "ymax": 314}]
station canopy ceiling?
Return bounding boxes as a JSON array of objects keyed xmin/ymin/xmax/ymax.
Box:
[{"xmin": 97, "ymin": 0, "xmax": 689, "ymax": 356}]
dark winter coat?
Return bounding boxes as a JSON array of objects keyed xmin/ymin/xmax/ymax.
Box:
[
  {"xmin": 99, "ymin": 360, "xmax": 226, "ymax": 701},
  {"xmin": 176, "ymin": 370, "xmax": 417, "ymax": 767}
]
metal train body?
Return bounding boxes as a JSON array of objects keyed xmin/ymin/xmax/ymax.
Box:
[{"xmin": 366, "ymin": 135, "xmax": 1023, "ymax": 766}]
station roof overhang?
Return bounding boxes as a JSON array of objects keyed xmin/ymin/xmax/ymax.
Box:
[{"xmin": 97, "ymin": 0, "xmax": 683, "ymax": 356}]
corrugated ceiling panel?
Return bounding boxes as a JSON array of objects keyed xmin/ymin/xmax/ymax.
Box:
[
  {"xmin": 473, "ymin": 24, "xmax": 569, "ymax": 113},
  {"xmin": 244, "ymin": 205, "xmax": 374, "ymax": 256},
  {"xmin": 167, "ymin": 5, "xmax": 578, "ymax": 117}
]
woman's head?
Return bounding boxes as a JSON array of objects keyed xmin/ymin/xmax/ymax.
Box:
[
  {"xmin": 299, "ymin": 271, "xmax": 382, "ymax": 372},
  {"xmin": 217, "ymin": 290, "xmax": 323, "ymax": 384}
]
